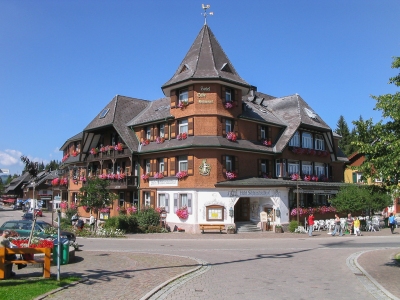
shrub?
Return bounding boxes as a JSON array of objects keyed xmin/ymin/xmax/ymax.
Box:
[
  {"xmin": 289, "ymin": 220, "xmax": 299, "ymax": 233},
  {"xmin": 147, "ymin": 225, "xmax": 163, "ymax": 233},
  {"xmin": 137, "ymin": 208, "xmax": 160, "ymax": 231}
]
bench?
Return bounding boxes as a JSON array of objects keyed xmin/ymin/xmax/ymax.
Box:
[
  {"xmin": 0, "ymin": 247, "xmax": 51, "ymax": 279},
  {"xmin": 199, "ymin": 224, "xmax": 225, "ymax": 233}
]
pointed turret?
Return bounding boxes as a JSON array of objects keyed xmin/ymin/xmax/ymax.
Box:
[{"xmin": 162, "ymin": 25, "xmax": 250, "ymax": 96}]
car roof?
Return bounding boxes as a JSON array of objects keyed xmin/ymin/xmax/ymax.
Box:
[{"xmin": 1, "ymin": 220, "xmax": 50, "ymax": 225}]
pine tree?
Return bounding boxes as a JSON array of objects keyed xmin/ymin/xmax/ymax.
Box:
[{"xmin": 335, "ymin": 115, "xmax": 353, "ymax": 156}]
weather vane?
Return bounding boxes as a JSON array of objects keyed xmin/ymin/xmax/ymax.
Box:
[{"xmin": 201, "ymin": 4, "xmax": 213, "ymax": 25}]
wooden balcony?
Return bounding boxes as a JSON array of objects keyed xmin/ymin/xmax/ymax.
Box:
[{"xmin": 86, "ymin": 147, "xmax": 130, "ymax": 162}]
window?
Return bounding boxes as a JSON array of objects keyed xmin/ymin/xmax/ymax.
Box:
[
  {"xmin": 144, "ymin": 192, "xmax": 150, "ymax": 206},
  {"xmin": 99, "ymin": 108, "xmax": 110, "ymax": 119},
  {"xmin": 315, "ymin": 163, "xmax": 325, "ymax": 177},
  {"xmin": 179, "ymin": 119, "xmax": 188, "ymax": 134},
  {"xmin": 302, "ymin": 162, "xmax": 312, "ymax": 175},
  {"xmin": 353, "ymin": 172, "xmax": 363, "ymax": 183},
  {"xmin": 260, "ymin": 126, "xmax": 266, "ymax": 140},
  {"xmin": 315, "ymin": 134, "xmax": 325, "ymax": 150},
  {"xmin": 225, "ymin": 88, "xmax": 232, "ymax": 102},
  {"xmin": 178, "ymin": 156, "xmax": 188, "ymax": 172},
  {"xmin": 226, "ymin": 156, "xmax": 233, "ymax": 172},
  {"xmin": 159, "ymin": 158, "xmax": 164, "ymax": 173},
  {"xmin": 302, "ymin": 132, "xmax": 313, "ymax": 149},
  {"xmin": 289, "ymin": 131, "xmax": 300, "ymax": 147},
  {"xmin": 179, "ymin": 89, "xmax": 188, "ymax": 104},
  {"xmin": 206, "ymin": 205, "xmax": 224, "ymax": 221},
  {"xmin": 159, "ymin": 124, "xmax": 165, "ymax": 137},
  {"xmin": 261, "ymin": 160, "xmax": 267, "ymax": 174},
  {"xmin": 275, "ymin": 160, "xmax": 286, "ymax": 177},
  {"xmin": 146, "ymin": 126, "xmax": 152, "ymax": 140},
  {"xmin": 145, "ymin": 159, "xmax": 150, "ymax": 174},
  {"xmin": 226, "ymin": 119, "xmax": 232, "ymax": 133},
  {"xmin": 173, "ymin": 193, "xmax": 192, "ymax": 214},
  {"xmin": 119, "ymin": 192, "xmax": 124, "ymax": 207},
  {"xmin": 158, "ymin": 193, "xmax": 169, "ymax": 212},
  {"xmin": 288, "ymin": 161, "xmax": 299, "ymax": 175}
]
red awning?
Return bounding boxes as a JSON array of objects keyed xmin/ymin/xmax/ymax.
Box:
[{"xmin": 3, "ymin": 199, "xmax": 16, "ymax": 203}]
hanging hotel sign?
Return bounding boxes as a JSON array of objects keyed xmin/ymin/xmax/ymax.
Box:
[{"xmin": 149, "ymin": 178, "xmax": 178, "ymax": 187}]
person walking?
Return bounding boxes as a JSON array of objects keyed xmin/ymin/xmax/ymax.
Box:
[
  {"xmin": 89, "ymin": 214, "xmax": 95, "ymax": 231},
  {"xmin": 331, "ymin": 214, "xmax": 343, "ymax": 236},
  {"xmin": 308, "ymin": 213, "xmax": 315, "ymax": 237},
  {"xmin": 346, "ymin": 213, "xmax": 354, "ymax": 235},
  {"xmin": 388, "ymin": 213, "xmax": 396, "ymax": 234}
]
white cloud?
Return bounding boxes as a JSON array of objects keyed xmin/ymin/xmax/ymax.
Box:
[{"xmin": 0, "ymin": 149, "xmax": 22, "ymax": 166}]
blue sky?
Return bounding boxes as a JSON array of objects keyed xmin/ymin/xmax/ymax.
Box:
[{"xmin": 1, "ymin": 0, "xmax": 399, "ymax": 175}]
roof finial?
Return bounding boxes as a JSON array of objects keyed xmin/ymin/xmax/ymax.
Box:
[{"xmin": 201, "ymin": 4, "xmax": 213, "ymax": 25}]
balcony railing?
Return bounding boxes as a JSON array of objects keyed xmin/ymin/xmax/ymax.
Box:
[
  {"xmin": 87, "ymin": 147, "xmax": 130, "ymax": 161},
  {"xmin": 82, "ymin": 175, "xmax": 138, "ymax": 188}
]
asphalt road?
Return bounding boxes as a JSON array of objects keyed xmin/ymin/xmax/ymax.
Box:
[{"xmin": 1, "ymin": 207, "xmax": 399, "ymax": 300}]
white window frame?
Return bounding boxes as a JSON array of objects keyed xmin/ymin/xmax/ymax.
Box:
[
  {"xmin": 288, "ymin": 161, "xmax": 299, "ymax": 175},
  {"xmin": 261, "ymin": 161, "xmax": 267, "ymax": 174},
  {"xmin": 260, "ymin": 126, "xmax": 266, "ymax": 139},
  {"xmin": 145, "ymin": 159, "xmax": 150, "ymax": 174},
  {"xmin": 159, "ymin": 124, "xmax": 165, "ymax": 137},
  {"xmin": 179, "ymin": 89, "xmax": 188, "ymax": 104},
  {"xmin": 356, "ymin": 172, "xmax": 363, "ymax": 183},
  {"xmin": 302, "ymin": 132, "xmax": 313, "ymax": 149},
  {"xmin": 302, "ymin": 162, "xmax": 312, "ymax": 175},
  {"xmin": 226, "ymin": 119, "xmax": 232, "ymax": 133},
  {"xmin": 144, "ymin": 192, "xmax": 150, "ymax": 206},
  {"xmin": 226, "ymin": 156, "xmax": 233, "ymax": 172},
  {"xmin": 158, "ymin": 193, "xmax": 169, "ymax": 212},
  {"xmin": 146, "ymin": 126, "xmax": 151, "ymax": 140},
  {"xmin": 225, "ymin": 88, "xmax": 232, "ymax": 102},
  {"xmin": 179, "ymin": 156, "xmax": 188, "ymax": 172},
  {"xmin": 179, "ymin": 119, "xmax": 188, "ymax": 134},
  {"xmin": 289, "ymin": 131, "xmax": 300, "ymax": 147},
  {"xmin": 179, "ymin": 194, "xmax": 188, "ymax": 208},
  {"xmin": 315, "ymin": 134, "xmax": 325, "ymax": 150},
  {"xmin": 275, "ymin": 160, "xmax": 287, "ymax": 177},
  {"xmin": 314, "ymin": 163, "xmax": 325, "ymax": 177},
  {"xmin": 159, "ymin": 159, "xmax": 164, "ymax": 173}
]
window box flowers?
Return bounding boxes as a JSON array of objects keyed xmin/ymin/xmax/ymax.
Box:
[
  {"xmin": 62, "ymin": 154, "xmax": 69, "ymax": 162},
  {"xmin": 100, "ymin": 207, "xmax": 110, "ymax": 213},
  {"xmin": 90, "ymin": 148, "xmax": 99, "ymax": 155},
  {"xmin": 116, "ymin": 173, "xmax": 126, "ymax": 180},
  {"xmin": 126, "ymin": 206, "xmax": 137, "ymax": 214},
  {"xmin": 141, "ymin": 173, "xmax": 150, "ymax": 181},
  {"xmin": 10, "ymin": 237, "xmax": 54, "ymax": 249},
  {"xmin": 176, "ymin": 206, "xmax": 189, "ymax": 219},
  {"xmin": 154, "ymin": 172, "xmax": 164, "ymax": 179},
  {"xmin": 71, "ymin": 150, "xmax": 78, "ymax": 157},
  {"xmin": 156, "ymin": 136, "xmax": 165, "ymax": 144},
  {"xmin": 114, "ymin": 143, "xmax": 124, "ymax": 151},
  {"xmin": 290, "ymin": 206, "xmax": 336, "ymax": 216},
  {"xmin": 60, "ymin": 178, "xmax": 68, "ymax": 186},
  {"xmin": 178, "ymin": 100, "xmax": 189, "ymax": 109},
  {"xmin": 51, "ymin": 178, "xmax": 60, "ymax": 186},
  {"xmin": 142, "ymin": 139, "xmax": 150, "ymax": 146},
  {"xmin": 262, "ymin": 139, "xmax": 272, "ymax": 147},
  {"xmin": 177, "ymin": 132, "xmax": 187, "ymax": 140},
  {"xmin": 226, "ymin": 171, "xmax": 237, "ymax": 180},
  {"xmin": 176, "ymin": 171, "xmax": 188, "ymax": 180},
  {"xmin": 226, "ymin": 132, "xmax": 237, "ymax": 142},
  {"xmin": 290, "ymin": 173, "xmax": 300, "ymax": 181},
  {"xmin": 225, "ymin": 102, "xmax": 233, "ymax": 109}
]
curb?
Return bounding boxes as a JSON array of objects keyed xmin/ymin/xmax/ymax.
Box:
[{"xmin": 34, "ymin": 277, "xmax": 89, "ymax": 300}]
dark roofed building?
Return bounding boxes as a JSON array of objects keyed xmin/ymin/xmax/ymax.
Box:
[{"xmin": 58, "ymin": 22, "xmax": 347, "ymax": 233}]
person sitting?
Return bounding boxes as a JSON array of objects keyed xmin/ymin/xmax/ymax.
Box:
[{"xmin": 76, "ymin": 219, "xmax": 85, "ymax": 230}]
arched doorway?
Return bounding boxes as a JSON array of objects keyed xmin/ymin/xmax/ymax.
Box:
[{"xmin": 234, "ymin": 197, "xmax": 250, "ymax": 222}]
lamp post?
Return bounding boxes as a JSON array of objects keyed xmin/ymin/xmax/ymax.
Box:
[{"xmin": 296, "ymin": 180, "xmax": 300, "ymax": 224}]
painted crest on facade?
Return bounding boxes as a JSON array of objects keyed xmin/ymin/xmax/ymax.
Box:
[{"xmin": 199, "ymin": 159, "xmax": 211, "ymax": 176}]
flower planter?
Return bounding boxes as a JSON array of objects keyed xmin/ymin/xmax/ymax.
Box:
[
  {"xmin": 227, "ymin": 228, "xmax": 236, "ymax": 234},
  {"xmin": 275, "ymin": 227, "xmax": 283, "ymax": 233}
]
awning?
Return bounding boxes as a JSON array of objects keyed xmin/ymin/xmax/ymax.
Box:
[{"xmin": 3, "ymin": 199, "xmax": 16, "ymax": 203}]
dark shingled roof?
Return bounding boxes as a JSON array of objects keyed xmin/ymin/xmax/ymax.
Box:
[
  {"xmin": 138, "ymin": 136, "xmax": 274, "ymax": 154},
  {"xmin": 59, "ymin": 132, "xmax": 83, "ymax": 151},
  {"xmin": 83, "ymin": 95, "xmax": 150, "ymax": 152},
  {"xmin": 215, "ymin": 177, "xmax": 348, "ymax": 189},
  {"xmin": 162, "ymin": 25, "xmax": 250, "ymax": 95},
  {"xmin": 127, "ymin": 97, "xmax": 174, "ymax": 126}
]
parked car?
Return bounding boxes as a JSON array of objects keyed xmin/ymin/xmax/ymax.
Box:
[
  {"xmin": 0, "ymin": 220, "xmax": 76, "ymax": 242},
  {"xmin": 22, "ymin": 213, "xmax": 34, "ymax": 220}
]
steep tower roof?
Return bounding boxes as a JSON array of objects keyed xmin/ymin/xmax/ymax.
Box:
[{"xmin": 162, "ymin": 25, "xmax": 250, "ymax": 96}]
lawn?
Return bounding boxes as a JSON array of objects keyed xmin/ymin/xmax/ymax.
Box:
[{"xmin": 0, "ymin": 276, "xmax": 81, "ymax": 300}]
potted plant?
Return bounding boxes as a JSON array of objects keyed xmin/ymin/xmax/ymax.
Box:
[
  {"xmin": 275, "ymin": 225, "xmax": 283, "ymax": 233},
  {"xmin": 227, "ymin": 225, "xmax": 236, "ymax": 234}
]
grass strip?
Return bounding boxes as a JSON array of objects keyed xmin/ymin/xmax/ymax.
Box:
[{"xmin": 0, "ymin": 276, "xmax": 81, "ymax": 300}]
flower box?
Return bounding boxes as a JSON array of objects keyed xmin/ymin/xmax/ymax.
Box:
[
  {"xmin": 224, "ymin": 102, "xmax": 233, "ymax": 109},
  {"xmin": 176, "ymin": 207, "xmax": 189, "ymax": 219},
  {"xmin": 226, "ymin": 171, "xmax": 237, "ymax": 180},
  {"xmin": 141, "ymin": 174, "xmax": 150, "ymax": 181},
  {"xmin": 275, "ymin": 226, "xmax": 283, "ymax": 233},
  {"xmin": 178, "ymin": 101, "xmax": 189, "ymax": 109},
  {"xmin": 155, "ymin": 136, "xmax": 165, "ymax": 144},
  {"xmin": 176, "ymin": 171, "xmax": 188, "ymax": 180},
  {"xmin": 226, "ymin": 132, "xmax": 237, "ymax": 142},
  {"xmin": 177, "ymin": 133, "xmax": 187, "ymax": 140},
  {"xmin": 141, "ymin": 139, "xmax": 150, "ymax": 146}
]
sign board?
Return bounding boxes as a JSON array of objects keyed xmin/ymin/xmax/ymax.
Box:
[
  {"xmin": 260, "ymin": 212, "xmax": 268, "ymax": 222},
  {"xmin": 149, "ymin": 178, "xmax": 178, "ymax": 187}
]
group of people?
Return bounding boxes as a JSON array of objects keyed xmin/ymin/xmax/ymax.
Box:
[
  {"xmin": 307, "ymin": 213, "xmax": 362, "ymax": 237},
  {"xmin": 71, "ymin": 214, "xmax": 96, "ymax": 231}
]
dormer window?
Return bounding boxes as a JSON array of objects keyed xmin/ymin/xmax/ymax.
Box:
[
  {"xmin": 315, "ymin": 134, "xmax": 325, "ymax": 150},
  {"xmin": 289, "ymin": 131, "xmax": 300, "ymax": 147},
  {"xmin": 302, "ymin": 132, "xmax": 313, "ymax": 149}
]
